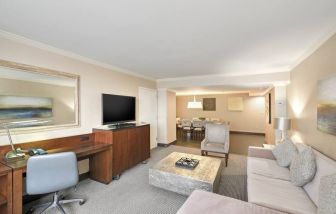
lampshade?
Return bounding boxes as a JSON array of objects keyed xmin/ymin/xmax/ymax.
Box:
[
  {"xmin": 187, "ymin": 96, "xmax": 202, "ymax": 109},
  {"xmin": 273, "ymin": 117, "xmax": 291, "ymax": 131}
]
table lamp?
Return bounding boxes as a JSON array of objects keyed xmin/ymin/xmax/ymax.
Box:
[
  {"xmin": 1, "ymin": 120, "xmax": 50, "ymax": 162},
  {"xmin": 273, "ymin": 117, "xmax": 291, "ymax": 143}
]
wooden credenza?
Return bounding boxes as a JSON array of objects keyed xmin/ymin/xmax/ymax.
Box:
[{"xmin": 93, "ymin": 124, "xmax": 150, "ymax": 177}]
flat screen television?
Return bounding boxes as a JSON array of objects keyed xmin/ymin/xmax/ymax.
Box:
[{"xmin": 102, "ymin": 94, "xmax": 136, "ymax": 125}]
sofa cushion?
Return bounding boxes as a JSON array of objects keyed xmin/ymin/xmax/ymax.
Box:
[
  {"xmin": 247, "ymin": 157, "xmax": 290, "ymax": 181},
  {"xmin": 272, "ymin": 139, "xmax": 298, "ymax": 167},
  {"xmin": 177, "ymin": 190, "xmax": 285, "ymax": 214},
  {"xmin": 290, "ymin": 147, "xmax": 316, "ymax": 186},
  {"xmin": 318, "ymin": 173, "xmax": 336, "ymax": 214},
  {"xmin": 248, "ymin": 173, "xmax": 317, "ymax": 214},
  {"xmin": 303, "ymin": 147, "xmax": 336, "ymax": 206}
]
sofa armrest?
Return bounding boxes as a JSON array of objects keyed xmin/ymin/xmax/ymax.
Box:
[
  {"xmin": 248, "ymin": 146, "xmax": 275, "ymax": 160},
  {"xmin": 177, "ymin": 190, "xmax": 284, "ymax": 214}
]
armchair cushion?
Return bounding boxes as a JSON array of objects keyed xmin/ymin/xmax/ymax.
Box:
[
  {"xmin": 201, "ymin": 141, "xmax": 228, "ymax": 154},
  {"xmin": 206, "ymin": 123, "xmax": 227, "ymax": 144}
]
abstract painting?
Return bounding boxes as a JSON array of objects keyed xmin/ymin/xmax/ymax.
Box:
[
  {"xmin": 0, "ymin": 95, "xmax": 53, "ymax": 120},
  {"xmin": 228, "ymin": 97, "xmax": 244, "ymax": 112},
  {"xmin": 203, "ymin": 98, "xmax": 216, "ymax": 111},
  {"xmin": 317, "ymin": 76, "xmax": 336, "ymax": 135}
]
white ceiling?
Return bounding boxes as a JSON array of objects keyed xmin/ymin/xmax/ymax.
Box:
[{"xmin": 0, "ymin": 0, "xmax": 335, "ymax": 80}]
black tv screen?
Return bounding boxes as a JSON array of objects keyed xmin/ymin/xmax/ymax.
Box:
[{"xmin": 102, "ymin": 94, "xmax": 136, "ymax": 124}]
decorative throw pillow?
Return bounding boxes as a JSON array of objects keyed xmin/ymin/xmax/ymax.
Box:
[
  {"xmin": 290, "ymin": 147, "xmax": 316, "ymax": 186},
  {"xmin": 318, "ymin": 173, "xmax": 336, "ymax": 214},
  {"xmin": 272, "ymin": 139, "xmax": 298, "ymax": 167}
]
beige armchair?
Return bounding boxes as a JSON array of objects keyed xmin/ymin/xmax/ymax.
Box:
[{"xmin": 201, "ymin": 123, "xmax": 230, "ymax": 166}]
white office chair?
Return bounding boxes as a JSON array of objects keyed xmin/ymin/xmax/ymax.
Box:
[{"xmin": 26, "ymin": 152, "xmax": 85, "ymax": 214}]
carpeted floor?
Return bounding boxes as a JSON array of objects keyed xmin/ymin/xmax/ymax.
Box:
[
  {"xmin": 174, "ymin": 133, "xmax": 264, "ymax": 156},
  {"xmin": 25, "ymin": 145, "xmax": 247, "ymax": 214}
]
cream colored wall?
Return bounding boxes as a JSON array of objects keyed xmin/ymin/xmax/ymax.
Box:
[
  {"xmin": 167, "ymin": 90, "xmax": 176, "ymax": 143},
  {"xmin": 176, "ymin": 93, "xmax": 265, "ymax": 133},
  {"xmin": 0, "ymin": 78, "xmax": 76, "ymax": 125},
  {"xmin": 264, "ymin": 88, "xmax": 276, "ymax": 144},
  {"xmin": 287, "ymin": 33, "xmax": 336, "ymax": 160},
  {"xmin": 157, "ymin": 89, "xmax": 177, "ymax": 144},
  {"xmin": 0, "ymin": 37, "xmax": 156, "ymax": 145}
]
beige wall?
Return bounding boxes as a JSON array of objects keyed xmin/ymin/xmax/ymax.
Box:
[
  {"xmin": 264, "ymin": 88, "xmax": 275, "ymax": 144},
  {"xmin": 0, "ymin": 37, "xmax": 156, "ymax": 145},
  {"xmin": 0, "ymin": 78, "xmax": 76, "ymax": 125},
  {"xmin": 176, "ymin": 93, "xmax": 265, "ymax": 133},
  {"xmin": 157, "ymin": 89, "xmax": 177, "ymax": 144},
  {"xmin": 287, "ymin": 33, "xmax": 336, "ymax": 160},
  {"xmin": 167, "ymin": 90, "xmax": 176, "ymax": 143}
]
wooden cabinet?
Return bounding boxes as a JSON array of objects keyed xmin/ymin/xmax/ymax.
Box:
[
  {"xmin": 93, "ymin": 124, "xmax": 150, "ymax": 177},
  {"xmin": 0, "ymin": 163, "xmax": 12, "ymax": 214},
  {"xmin": 128, "ymin": 127, "xmax": 142, "ymax": 168},
  {"xmin": 140, "ymin": 125, "xmax": 150, "ymax": 162},
  {"xmin": 113, "ymin": 129, "xmax": 129, "ymax": 176}
]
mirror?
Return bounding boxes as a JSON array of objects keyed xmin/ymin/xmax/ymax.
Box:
[{"xmin": 0, "ymin": 59, "xmax": 80, "ymax": 133}]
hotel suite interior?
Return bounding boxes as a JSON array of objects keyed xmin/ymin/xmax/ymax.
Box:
[{"xmin": 0, "ymin": 1, "xmax": 335, "ymax": 214}]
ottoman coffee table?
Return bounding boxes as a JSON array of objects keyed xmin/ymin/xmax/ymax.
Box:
[{"xmin": 149, "ymin": 152, "xmax": 222, "ymax": 196}]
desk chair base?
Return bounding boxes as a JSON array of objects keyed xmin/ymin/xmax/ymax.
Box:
[{"xmin": 27, "ymin": 192, "xmax": 85, "ymax": 214}]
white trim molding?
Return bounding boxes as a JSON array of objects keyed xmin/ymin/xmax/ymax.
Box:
[
  {"xmin": 0, "ymin": 30, "xmax": 155, "ymax": 81},
  {"xmin": 157, "ymin": 71, "xmax": 291, "ymax": 89}
]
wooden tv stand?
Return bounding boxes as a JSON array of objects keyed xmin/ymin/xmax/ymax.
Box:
[{"xmin": 93, "ymin": 123, "xmax": 150, "ymax": 178}]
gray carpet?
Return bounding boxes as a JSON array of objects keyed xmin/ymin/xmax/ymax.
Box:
[{"xmin": 25, "ymin": 145, "xmax": 247, "ymax": 214}]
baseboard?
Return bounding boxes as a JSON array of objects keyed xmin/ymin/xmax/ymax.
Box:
[
  {"xmin": 158, "ymin": 140, "xmax": 177, "ymax": 147},
  {"xmin": 230, "ymin": 131, "xmax": 265, "ymax": 136}
]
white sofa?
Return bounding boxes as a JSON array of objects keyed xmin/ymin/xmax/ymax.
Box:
[
  {"xmin": 177, "ymin": 144, "xmax": 336, "ymax": 214},
  {"xmin": 247, "ymin": 144, "xmax": 336, "ymax": 214}
]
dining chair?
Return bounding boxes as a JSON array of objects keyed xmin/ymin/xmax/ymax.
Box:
[
  {"xmin": 181, "ymin": 119, "xmax": 193, "ymax": 139},
  {"xmin": 192, "ymin": 120, "xmax": 205, "ymax": 140}
]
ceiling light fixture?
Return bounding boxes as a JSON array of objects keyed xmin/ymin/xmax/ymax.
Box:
[{"xmin": 187, "ymin": 96, "xmax": 202, "ymax": 109}]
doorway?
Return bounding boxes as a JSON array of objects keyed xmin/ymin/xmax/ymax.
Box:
[{"xmin": 139, "ymin": 87, "xmax": 158, "ymax": 149}]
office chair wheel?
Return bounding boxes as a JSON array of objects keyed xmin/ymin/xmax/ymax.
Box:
[{"xmin": 79, "ymin": 199, "xmax": 86, "ymax": 206}]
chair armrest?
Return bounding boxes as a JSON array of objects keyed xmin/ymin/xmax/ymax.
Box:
[
  {"xmin": 201, "ymin": 138, "xmax": 208, "ymax": 150},
  {"xmin": 248, "ymin": 146, "xmax": 275, "ymax": 160}
]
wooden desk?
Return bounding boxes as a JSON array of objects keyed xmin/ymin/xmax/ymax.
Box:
[
  {"xmin": 0, "ymin": 163, "xmax": 12, "ymax": 214},
  {"xmin": 0, "ymin": 134, "xmax": 113, "ymax": 214}
]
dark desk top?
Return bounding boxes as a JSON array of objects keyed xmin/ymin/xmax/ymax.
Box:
[
  {"xmin": 93, "ymin": 123, "xmax": 149, "ymax": 131},
  {"xmin": 0, "ymin": 142, "xmax": 111, "ymax": 172}
]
